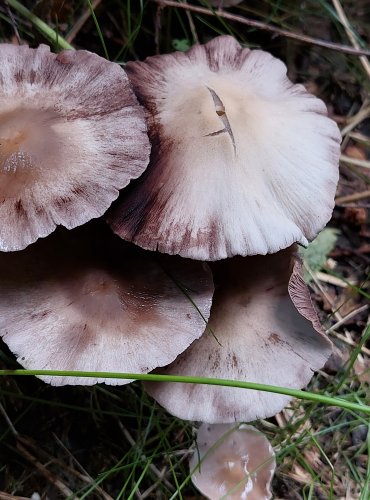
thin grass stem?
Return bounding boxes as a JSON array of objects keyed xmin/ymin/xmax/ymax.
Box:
[
  {"xmin": 1, "ymin": 369, "xmax": 369, "ymax": 415},
  {"xmin": 6, "ymin": 0, "xmax": 73, "ymax": 49}
]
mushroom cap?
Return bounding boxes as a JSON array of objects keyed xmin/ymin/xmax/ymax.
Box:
[
  {"xmin": 190, "ymin": 423, "xmax": 275, "ymax": 500},
  {"xmin": 108, "ymin": 35, "xmax": 341, "ymax": 261},
  {"xmin": 0, "ymin": 44, "xmax": 150, "ymax": 251},
  {"xmin": 0, "ymin": 222, "xmax": 213, "ymax": 385},
  {"xmin": 145, "ymin": 246, "xmax": 332, "ymax": 422}
]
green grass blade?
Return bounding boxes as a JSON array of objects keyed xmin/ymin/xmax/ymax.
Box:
[
  {"xmin": 6, "ymin": 0, "xmax": 73, "ymax": 50},
  {"xmin": 85, "ymin": 0, "xmax": 109, "ymax": 59},
  {"xmin": 1, "ymin": 369, "xmax": 369, "ymax": 415}
]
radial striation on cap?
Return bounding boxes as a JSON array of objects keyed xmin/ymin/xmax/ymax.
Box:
[
  {"xmin": 0, "ymin": 44, "xmax": 150, "ymax": 251},
  {"xmin": 145, "ymin": 246, "xmax": 332, "ymax": 422},
  {"xmin": 108, "ymin": 35, "xmax": 341, "ymax": 261},
  {"xmin": 0, "ymin": 222, "xmax": 213, "ymax": 385}
]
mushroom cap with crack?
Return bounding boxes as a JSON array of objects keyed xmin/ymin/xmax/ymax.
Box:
[
  {"xmin": 0, "ymin": 44, "xmax": 150, "ymax": 251},
  {"xmin": 108, "ymin": 35, "xmax": 341, "ymax": 261},
  {"xmin": 0, "ymin": 222, "xmax": 213, "ymax": 385},
  {"xmin": 190, "ymin": 423, "xmax": 275, "ymax": 500},
  {"xmin": 145, "ymin": 246, "xmax": 332, "ymax": 422}
]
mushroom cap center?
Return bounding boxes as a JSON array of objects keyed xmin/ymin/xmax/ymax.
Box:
[
  {"xmin": 156, "ymin": 73, "xmax": 272, "ymax": 163},
  {"xmin": 64, "ymin": 268, "xmax": 135, "ymax": 309},
  {"xmin": 208, "ymin": 450, "xmax": 254, "ymax": 494},
  {"xmin": 55, "ymin": 265, "xmax": 164, "ymax": 332},
  {"xmin": 159, "ymin": 65, "xmax": 334, "ymax": 183},
  {"xmin": 0, "ymin": 107, "xmax": 63, "ymax": 198},
  {"xmin": 163, "ymin": 78, "xmax": 236, "ymax": 141},
  {"xmin": 80, "ymin": 269, "xmax": 122, "ymax": 302}
]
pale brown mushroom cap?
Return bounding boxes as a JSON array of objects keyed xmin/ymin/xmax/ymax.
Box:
[
  {"xmin": 0, "ymin": 222, "xmax": 213, "ymax": 385},
  {"xmin": 145, "ymin": 246, "xmax": 332, "ymax": 422},
  {"xmin": 190, "ymin": 423, "xmax": 275, "ymax": 500},
  {"xmin": 0, "ymin": 44, "xmax": 150, "ymax": 251},
  {"xmin": 108, "ymin": 35, "xmax": 341, "ymax": 260}
]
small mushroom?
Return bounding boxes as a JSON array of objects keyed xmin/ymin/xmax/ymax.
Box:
[
  {"xmin": 0, "ymin": 222, "xmax": 213, "ymax": 385},
  {"xmin": 108, "ymin": 35, "xmax": 341, "ymax": 260},
  {"xmin": 190, "ymin": 423, "xmax": 275, "ymax": 500},
  {"xmin": 0, "ymin": 44, "xmax": 150, "ymax": 251},
  {"xmin": 145, "ymin": 246, "xmax": 332, "ymax": 422}
]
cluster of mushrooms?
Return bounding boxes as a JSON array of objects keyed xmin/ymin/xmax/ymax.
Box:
[{"xmin": 0, "ymin": 35, "xmax": 340, "ymax": 497}]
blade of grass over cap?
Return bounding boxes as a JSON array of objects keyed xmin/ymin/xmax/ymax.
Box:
[
  {"xmin": 6, "ymin": 0, "xmax": 73, "ymax": 50},
  {"xmin": 0, "ymin": 370, "xmax": 369, "ymax": 415}
]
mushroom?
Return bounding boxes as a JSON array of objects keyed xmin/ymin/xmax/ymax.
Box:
[
  {"xmin": 0, "ymin": 221, "xmax": 213, "ymax": 385},
  {"xmin": 108, "ymin": 35, "xmax": 341, "ymax": 261},
  {"xmin": 145, "ymin": 246, "xmax": 332, "ymax": 422},
  {"xmin": 0, "ymin": 44, "xmax": 150, "ymax": 251},
  {"xmin": 190, "ymin": 423, "xmax": 275, "ymax": 500}
]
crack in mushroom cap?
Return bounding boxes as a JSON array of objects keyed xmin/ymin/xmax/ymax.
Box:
[
  {"xmin": 0, "ymin": 222, "xmax": 213, "ymax": 385},
  {"xmin": 145, "ymin": 246, "xmax": 332, "ymax": 422},
  {"xmin": 108, "ymin": 35, "xmax": 341, "ymax": 261},
  {"xmin": 0, "ymin": 44, "xmax": 150, "ymax": 251},
  {"xmin": 190, "ymin": 423, "xmax": 275, "ymax": 500}
]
